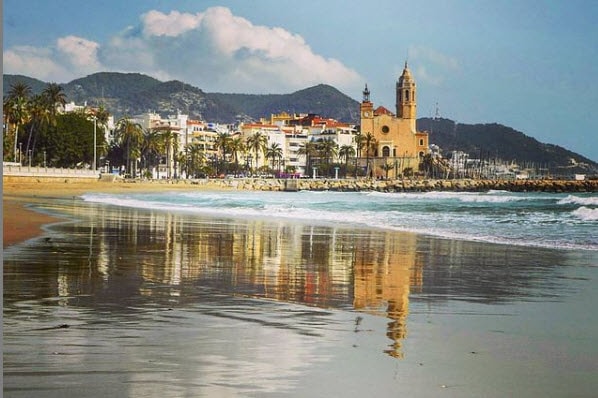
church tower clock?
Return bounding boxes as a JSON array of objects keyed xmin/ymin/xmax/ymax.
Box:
[
  {"xmin": 360, "ymin": 84, "xmax": 374, "ymax": 119},
  {"xmin": 360, "ymin": 84, "xmax": 374, "ymax": 138},
  {"xmin": 396, "ymin": 62, "xmax": 417, "ymax": 124}
]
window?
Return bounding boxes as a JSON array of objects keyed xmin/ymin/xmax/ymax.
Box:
[
  {"xmin": 405, "ymin": 90, "xmax": 409, "ymax": 101},
  {"xmin": 419, "ymin": 139, "xmax": 424, "ymax": 146},
  {"xmin": 382, "ymin": 146, "xmax": 390, "ymax": 157},
  {"xmin": 381, "ymin": 125, "xmax": 390, "ymax": 134}
]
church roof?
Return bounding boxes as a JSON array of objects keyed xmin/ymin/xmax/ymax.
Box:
[{"xmin": 374, "ymin": 106, "xmax": 394, "ymax": 116}]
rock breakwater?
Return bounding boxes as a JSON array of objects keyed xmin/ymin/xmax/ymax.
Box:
[{"xmin": 189, "ymin": 178, "xmax": 598, "ymax": 193}]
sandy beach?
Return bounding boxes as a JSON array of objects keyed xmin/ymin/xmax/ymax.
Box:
[{"xmin": 3, "ymin": 179, "xmax": 220, "ymax": 247}]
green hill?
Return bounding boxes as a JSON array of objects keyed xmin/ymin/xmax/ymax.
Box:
[{"xmin": 418, "ymin": 117, "xmax": 597, "ymax": 173}]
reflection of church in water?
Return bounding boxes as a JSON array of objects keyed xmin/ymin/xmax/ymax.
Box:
[{"xmin": 352, "ymin": 233, "xmax": 423, "ymax": 358}]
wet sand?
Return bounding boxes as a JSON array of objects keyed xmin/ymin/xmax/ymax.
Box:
[{"xmin": 3, "ymin": 179, "xmax": 225, "ymax": 247}]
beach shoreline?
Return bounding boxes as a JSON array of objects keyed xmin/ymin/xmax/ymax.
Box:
[
  {"xmin": 3, "ymin": 179, "xmax": 223, "ymax": 247},
  {"xmin": 3, "ymin": 175, "xmax": 597, "ymax": 247}
]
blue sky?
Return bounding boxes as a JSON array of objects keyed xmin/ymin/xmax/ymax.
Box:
[{"xmin": 4, "ymin": 0, "xmax": 598, "ymax": 161}]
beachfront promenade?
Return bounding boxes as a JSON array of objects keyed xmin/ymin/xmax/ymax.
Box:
[
  {"xmin": 3, "ymin": 164, "xmax": 99, "ymax": 179},
  {"xmin": 5, "ymin": 172, "xmax": 596, "ymax": 193}
]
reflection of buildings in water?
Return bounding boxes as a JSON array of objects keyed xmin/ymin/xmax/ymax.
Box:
[
  {"xmin": 78, "ymin": 208, "xmax": 356, "ymax": 307},
  {"xmin": 352, "ymin": 233, "xmax": 424, "ymax": 358},
  {"xmin": 55, "ymin": 205, "xmax": 421, "ymax": 358}
]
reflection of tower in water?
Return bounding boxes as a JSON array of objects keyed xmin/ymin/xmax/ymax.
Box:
[{"xmin": 353, "ymin": 233, "xmax": 423, "ymax": 358}]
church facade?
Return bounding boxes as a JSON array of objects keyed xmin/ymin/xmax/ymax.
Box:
[{"xmin": 359, "ymin": 63, "xmax": 429, "ymax": 178}]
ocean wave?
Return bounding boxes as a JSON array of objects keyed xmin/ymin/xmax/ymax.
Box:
[
  {"xmin": 571, "ymin": 206, "xmax": 598, "ymax": 221},
  {"xmin": 366, "ymin": 190, "xmax": 533, "ymax": 203},
  {"xmin": 80, "ymin": 191, "xmax": 598, "ymax": 251},
  {"xmin": 558, "ymin": 195, "xmax": 598, "ymax": 206}
]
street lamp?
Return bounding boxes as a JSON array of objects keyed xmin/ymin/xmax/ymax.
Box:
[{"xmin": 92, "ymin": 116, "xmax": 97, "ymax": 172}]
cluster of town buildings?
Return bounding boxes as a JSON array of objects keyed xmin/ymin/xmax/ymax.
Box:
[
  {"xmin": 67, "ymin": 63, "xmax": 434, "ymax": 179},
  {"xmin": 63, "ymin": 63, "xmax": 567, "ymax": 180}
]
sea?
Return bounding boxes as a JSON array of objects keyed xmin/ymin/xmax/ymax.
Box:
[
  {"xmin": 3, "ymin": 189, "xmax": 598, "ymax": 397},
  {"xmin": 80, "ymin": 189, "xmax": 598, "ymax": 251}
]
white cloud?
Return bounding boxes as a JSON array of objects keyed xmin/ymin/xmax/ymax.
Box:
[
  {"xmin": 141, "ymin": 10, "xmax": 202, "ymax": 37},
  {"xmin": 3, "ymin": 6, "xmax": 362, "ymax": 95},
  {"xmin": 3, "ymin": 45, "xmax": 72, "ymax": 82},
  {"xmin": 57, "ymin": 36, "xmax": 101, "ymax": 72}
]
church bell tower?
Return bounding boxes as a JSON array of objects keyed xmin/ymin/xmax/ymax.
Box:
[{"xmin": 396, "ymin": 62, "xmax": 417, "ymax": 123}]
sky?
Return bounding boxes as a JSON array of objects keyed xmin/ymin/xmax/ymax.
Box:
[{"xmin": 3, "ymin": 0, "xmax": 598, "ymax": 161}]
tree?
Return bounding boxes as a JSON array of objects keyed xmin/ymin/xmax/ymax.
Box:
[
  {"xmin": 354, "ymin": 133, "xmax": 364, "ymax": 158},
  {"xmin": 41, "ymin": 113, "xmax": 98, "ymax": 168},
  {"xmin": 25, "ymin": 94, "xmax": 50, "ymax": 161},
  {"xmin": 185, "ymin": 143, "xmax": 205, "ymax": 178},
  {"xmin": 159, "ymin": 129, "xmax": 179, "ymax": 178},
  {"xmin": 265, "ymin": 143, "xmax": 283, "ymax": 173},
  {"xmin": 316, "ymin": 138, "xmax": 338, "ymax": 176},
  {"xmin": 246, "ymin": 131, "xmax": 267, "ymax": 173},
  {"xmin": 141, "ymin": 129, "xmax": 164, "ymax": 178},
  {"xmin": 297, "ymin": 140, "xmax": 319, "ymax": 176},
  {"xmin": 229, "ymin": 135, "xmax": 245, "ymax": 173},
  {"xmin": 215, "ymin": 132, "xmax": 231, "ymax": 174},
  {"xmin": 339, "ymin": 144, "xmax": 355, "ymax": 177},
  {"xmin": 41, "ymin": 83, "xmax": 67, "ymax": 123},
  {"xmin": 380, "ymin": 162, "xmax": 394, "ymax": 180},
  {"xmin": 4, "ymin": 82, "xmax": 32, "ymax": 161},
  {"xmin": 363, "ymin": 132, "xmax": 377, "ymax": 178},
  {"xmin": 115, "ymin": 117, "xmax": 143, "ymax": 177}
]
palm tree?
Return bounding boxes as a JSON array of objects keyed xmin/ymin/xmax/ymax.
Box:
[
  {"xmin": 229, "ymin": 135, "xmax": 245, "ymax": 173},
  {"xmin": 159, "ymin": 129, "xmax": 178, "ymax": 179},
  {"xmin": 24, "ymin": 94, "xmax": 50, "ymax": 160},
  {"xmin": 4, "ymin": 82, "xmax": 32, "ymax": 161},
  {"xmin": 41, "ymin": 83, "xmax": 67, "ymax": 123},
  {"xmin": 363, "ymin": 132, "xmax": 377, "ymax": 178},
  {"xmin": 215, "ymin": 132, "xmax": 231, "ymax": 174},
  {"xmin": 115, "ymin": 117, "xmax": 143, "ymax": 177},
  {"xmin": 380, "ymin": 162, "xmax": 394, "ymax": 180},
  {"xmin": 339, "ymin": 144, "xmax": 355, "ymax": 177},
  {"xmin": 142, "ymin": 129, "xmax": 164, "ymax": 178},
  {"xmin": 354, "ymin": 133, "xmax": 365, "ymax": 158},
  {"xmin": 265, "ymin": 143, "xmax": 283, "ymax": 173},
  {"xmin": 186, "ymin": 143, "xmax": 205, "ymax": 178},
  {"xmin": 297, "ymin": 140, "xmax": 319, "ymax": 177},
  {"xmin": 353, "ymin": 132, "xmax": 365, "ymax": 178},
  {"xmin": 92, "ymin": 105, "xmax": 111, "ymax": 166},
  {"xmin": 246, "ymin": 131, "xmax": 267, "ymax": 173},
  {"xmin": 317, "ymin": 138, "xmax": 338, "ymax": 176}
]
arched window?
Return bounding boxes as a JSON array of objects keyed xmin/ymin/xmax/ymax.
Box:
[
  {"xmin": 419, "ymin": 139, "xmax": 424, "ymax": 146},
  {"xmin": 382, "ymin": 146, "xmax": 391, "ymax": 157},
  {"xmin": 419, "ymin": 151, "xmax": 425, "ymax": 159},
  {"xmin": 405, "ymin": 90, "xmax": 409, "ymax": 101}
]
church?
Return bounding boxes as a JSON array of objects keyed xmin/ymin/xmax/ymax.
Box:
[{"xmin": 359, "ymin": 62, "xmax": 429, "ymax": 178}]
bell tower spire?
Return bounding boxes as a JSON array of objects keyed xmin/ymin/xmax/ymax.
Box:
[{"xmin": 396, "ymin": 62, "xmax": 417, "ymax": 127}]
